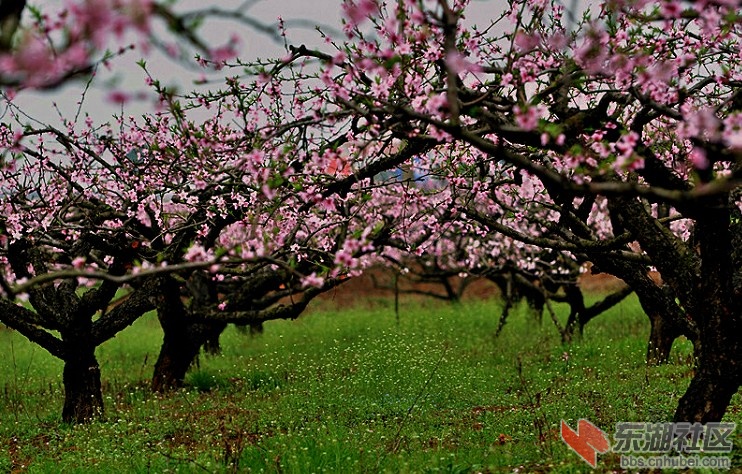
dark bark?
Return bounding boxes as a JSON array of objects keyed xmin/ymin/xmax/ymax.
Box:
[
  {"xmin": 0, "ymin": 300, "xmax": 66, "ymax": 358},
  {"xmin": 673, "ymin": 309, "xmax": 741, "ymax": 422},
  {"xmin": 674, "ymin": 375, "xmax": 739, "ymax": 424},
  {"xmin": 563, "ymin": 284, "xmax": 633, "ymax": 340},
  {"xmin": 562, "ymin": 283, "xmax": 586, "ymax": 338},
  {"xmin": 646, "ymin": 311, "xmax": 684, "ymax": 365},
  {"xmin": 61, "ymin": 341, "xmax": 103, "ymax": 423},
  {"xmin": 1, "ymin": 285, "xmax": 154, "ymax": 422},
  {"xmin": 580, "ymin": 285, "xmax": 633, "ymax": 331},
  {"xmin": 234, "ymin": 322, "xmax": 264, "ymax": 340},
  {"xmin": 488, "ymin": 267, "xmax": 545, "ymax": 329},
  {"xmin": 202, "ymin": 325, "xmax": 225, "ymax": 355},
  {"xmin": 493, "ymin": 273, "xmax": 515, "ymax": 337},
  {"xmin": 608, "ymin": 196, "xmax": 700, "ymax": 309},
  {"xmin": 2, "ymin": 239, "xmax": 162, "ymax": 422},
  {"xmin": 601, "ymin": 188, "xmax": 740, "ymax": 421},
  {"xmin": 91, "ymin": 279, "xmax": 158, "ymax": 345},
  {"xmin": 151, "ymin": 273, "xmax": 227, "ymax": 392},
  {"xmin": 150, "ymin": 271, "xmax": 347, "ymax": 392},
  {"xmin": 58, "ymin": 287, "xmax": 107, "ymax": 423},
  {"xmin": 151, "ymin": 322, "xmax": 216, "ymax": 392},
  {"xmin": 593, "ymin": 191, "xmax": 741, "ymax": 419},
  {"xmin": 528, "ymin": 179, "xmax": 688, "ymax": 362},
  {"xmin": 589, "ymin": 250, "xmax": 696, "ymax": 365},
  {"xmin": 673, "ymin": 201, "xmax": 742, "ymax": 422}
]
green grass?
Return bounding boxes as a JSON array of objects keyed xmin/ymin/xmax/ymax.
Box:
[{"xmin": 0, "ymin": 295, "xmax": 740, "ymax": 472}]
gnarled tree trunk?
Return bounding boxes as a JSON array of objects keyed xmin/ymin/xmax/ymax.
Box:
[
  {"xmin": 151, "ymin": 318, "xmax": 226, "ymax": 392},
  {"xmin": 590, "ymin": 252, "xmax": 696, "ymax": 365},
  {"xmin": 646, "ymin": 311, "xmax": 684, "ymax": 366},
  {"xmin": 151, "ymin": 273, "xmax": 228, "ymax": 392},
  {"xmin": 151, "ymin": 325, "xmax": 201, "ymax": 392},
  {"xmin": 61, "ymin": 340, "xmax": 103, "ymax": 423},
  {"xmin": 673, "ymin": 306, "xmax": 741, "ymax": 423},
  {"xmin": 673, "ymin": 198, "xmax": 741, "ymax": 422}
]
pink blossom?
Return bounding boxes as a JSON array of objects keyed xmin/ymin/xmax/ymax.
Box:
[
  {"xmin": 62, "ymin": 43, "xmax": 90, "ymax": 69},
  {"xmin": 409, "ymin": 7, "xmax": 425, "ymax": 25},
  {"xmin": 501, "ymin": 72, "xmax": 513, "ymax": 86},
  {"xmin": 613, "ymin": 132, "xmax": 644, "ymax": 171},
  {"xmin": 428, "ymin": 125, "xmax": 451, "ymax": 141},
  {"xmin": 689, "ymin": 147, "xmax": 710, "ymax": 170},
  {"xmin": 574, "ymin": 25, "xmax": 609, "ymax": 74},
  {"xmin": 661, "ymin": 0, "xmax": 683, "ymax": 18},
  {"xmin": 697, "ymin": 8, "xmax": 722, "ymax": 39},
  {"xmin": 614, "ymin": 131, "xmax": 639, "ymax": 159},
  {"xmin": 682, "ymin": 106, "xmax": 720, "ymax": 141},
  {"xmin": 209, "ymin": 35, "xmax": 240, "ymax": 66},
  {"xmin": 341, "ymin": 0, "xmax": 377, "ymax": 28},
  {"xmin": 8, "ymin": 130, "xmax": 23, "ymax": 152},
  {"xmin": 546, "ymin": 32, "xmax": 569, "ymax": 51},
  {"xmin": 7, "ymin": 36, "xmax": 59, "ymax": 86},
  {"xmin": 513, "ymin": 105, "xmax": 544, "ymax": 131},
  {"xmin": 520, "ymin": 170, "xmax": 536, "ymax": 200},
  {"xmin": 106, "ymin": 90, "xmax": 131, "ymax": 105},
  {"xmin": 333, "ymin": 50, "xmax": 347, "ymax": 65},
  {"xmin": 445, "ymin": 51, "xmax": 483, "ymax": 74},
  {"xmin": 66, "ymin": 0, "xmax": 114, "ymax": 47},
  {"xmin": 334, "ymin": 249, "xmax": 353, "ymax": 266},
  {"xmin": 262, "ymin": 184, "xmax": 276, "ymax": 199},
  {"xmin": 514, "ymin": 31, "xmax": 541, "ymax": 53},
  {"xmin": 722, "ymin": 113, "xmax": 742, "ymax": 149},
  {"xmin": 724, "ymin": 129, "xmax": 742, "ymax": 149},
  {"xmin": 425, "ymin": 94, "xmax": 448, "ymax": 115},
  {"xmin": 302, "ymin": 272, "xmax": 325, "ymax": 288},
  {"xmin": 184, "ymin": 244, "xmax": 212, "ymax": 263}
]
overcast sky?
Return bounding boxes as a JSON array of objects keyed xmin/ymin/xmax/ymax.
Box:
[
  {"xmin": 7, "ymin": 0, "xmax": 545, "ymax": 125},
  {"xmin": 8, "ymin": 0, "xmax": 341, "ymax": 123}
]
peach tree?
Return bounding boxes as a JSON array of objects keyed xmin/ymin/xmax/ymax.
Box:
[{"xmin": 243, "ymin": 0, "xmax": 742, "ymax": 424}]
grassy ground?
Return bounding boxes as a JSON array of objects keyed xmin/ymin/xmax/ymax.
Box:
[{"xmin": 0, "ymin": 294, "xmax": 740, "ymax": 473}]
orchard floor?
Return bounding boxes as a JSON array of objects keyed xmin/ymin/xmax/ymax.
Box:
[{"xmin": 1, "ymin": 282, "xmax": 740, "ymax": 473}]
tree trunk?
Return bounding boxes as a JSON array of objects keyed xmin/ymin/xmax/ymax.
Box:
[
  {"xmin": 152, "ymin": 275, "xmax": 209, "ymax": 392},
  {"xmin": 151, "ymin": 318, "xmax": 227, "ymax": 392},
  {"xmin": 493, "ymin": 272, "xmax": 514, "ymax": 337},
  {"xmin": 673, "ymin": 365, "xmax": 739, "ymax": 424},
  {"xmin": 673, "ymin": 304, "xmax": 741, "ymax": 423},
  {"xmin": 61, "ymin": 345, "xmax": 104, "ymax": 423},
  {"xmin": 673, "ymin": 328, "xmax": 740, "ymax": 423},
  {"xmin": 563, "ymin": 284, "xmax": 586, "ymax": 340},
  {"xmin": 646, "ymin": 311, "xmax": 682, "ymax": 365},
  {"xmin": 151, "ymin": 329, "xmax": 202, "ymax": 392},
  {"xmin": 588, "ymin": 255, "xmax": 696, "ymax": 365},
  {"xmin": 672, "ymin": 202, "xmax": 742, "ymax": 423}
]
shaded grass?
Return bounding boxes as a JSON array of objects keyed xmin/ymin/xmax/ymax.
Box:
[{"xmin": 0, "ymin": 295, "xmax": 740, "ymax": 472}]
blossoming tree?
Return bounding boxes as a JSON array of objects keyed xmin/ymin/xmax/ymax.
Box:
[
  {"xmin": 245, "ymin": 0, "xmax": 741, "ymax": 424},
  {"xmin": 3, "ymin": 0, "xmax": 742, "ymax": 428},
  {"xmin": 0, "ymin": 0, "xmax": 385, "ymax": 420},
  {"xmin": 0, "ymin": 54, "xmax": 438, "ymax": 418}
]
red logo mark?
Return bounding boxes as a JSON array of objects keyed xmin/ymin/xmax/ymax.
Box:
[{"xmin": 561, "ymin": 419, "xmax": 611, "ymax": 467}]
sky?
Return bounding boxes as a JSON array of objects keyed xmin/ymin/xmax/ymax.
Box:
[
  {"xmin": 6, "ymin": 0, "xmax": 533, "ymax": 125},
  {"xmin": 9, "ymin": 0, "xmax": 347, "ymax": 124}
]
